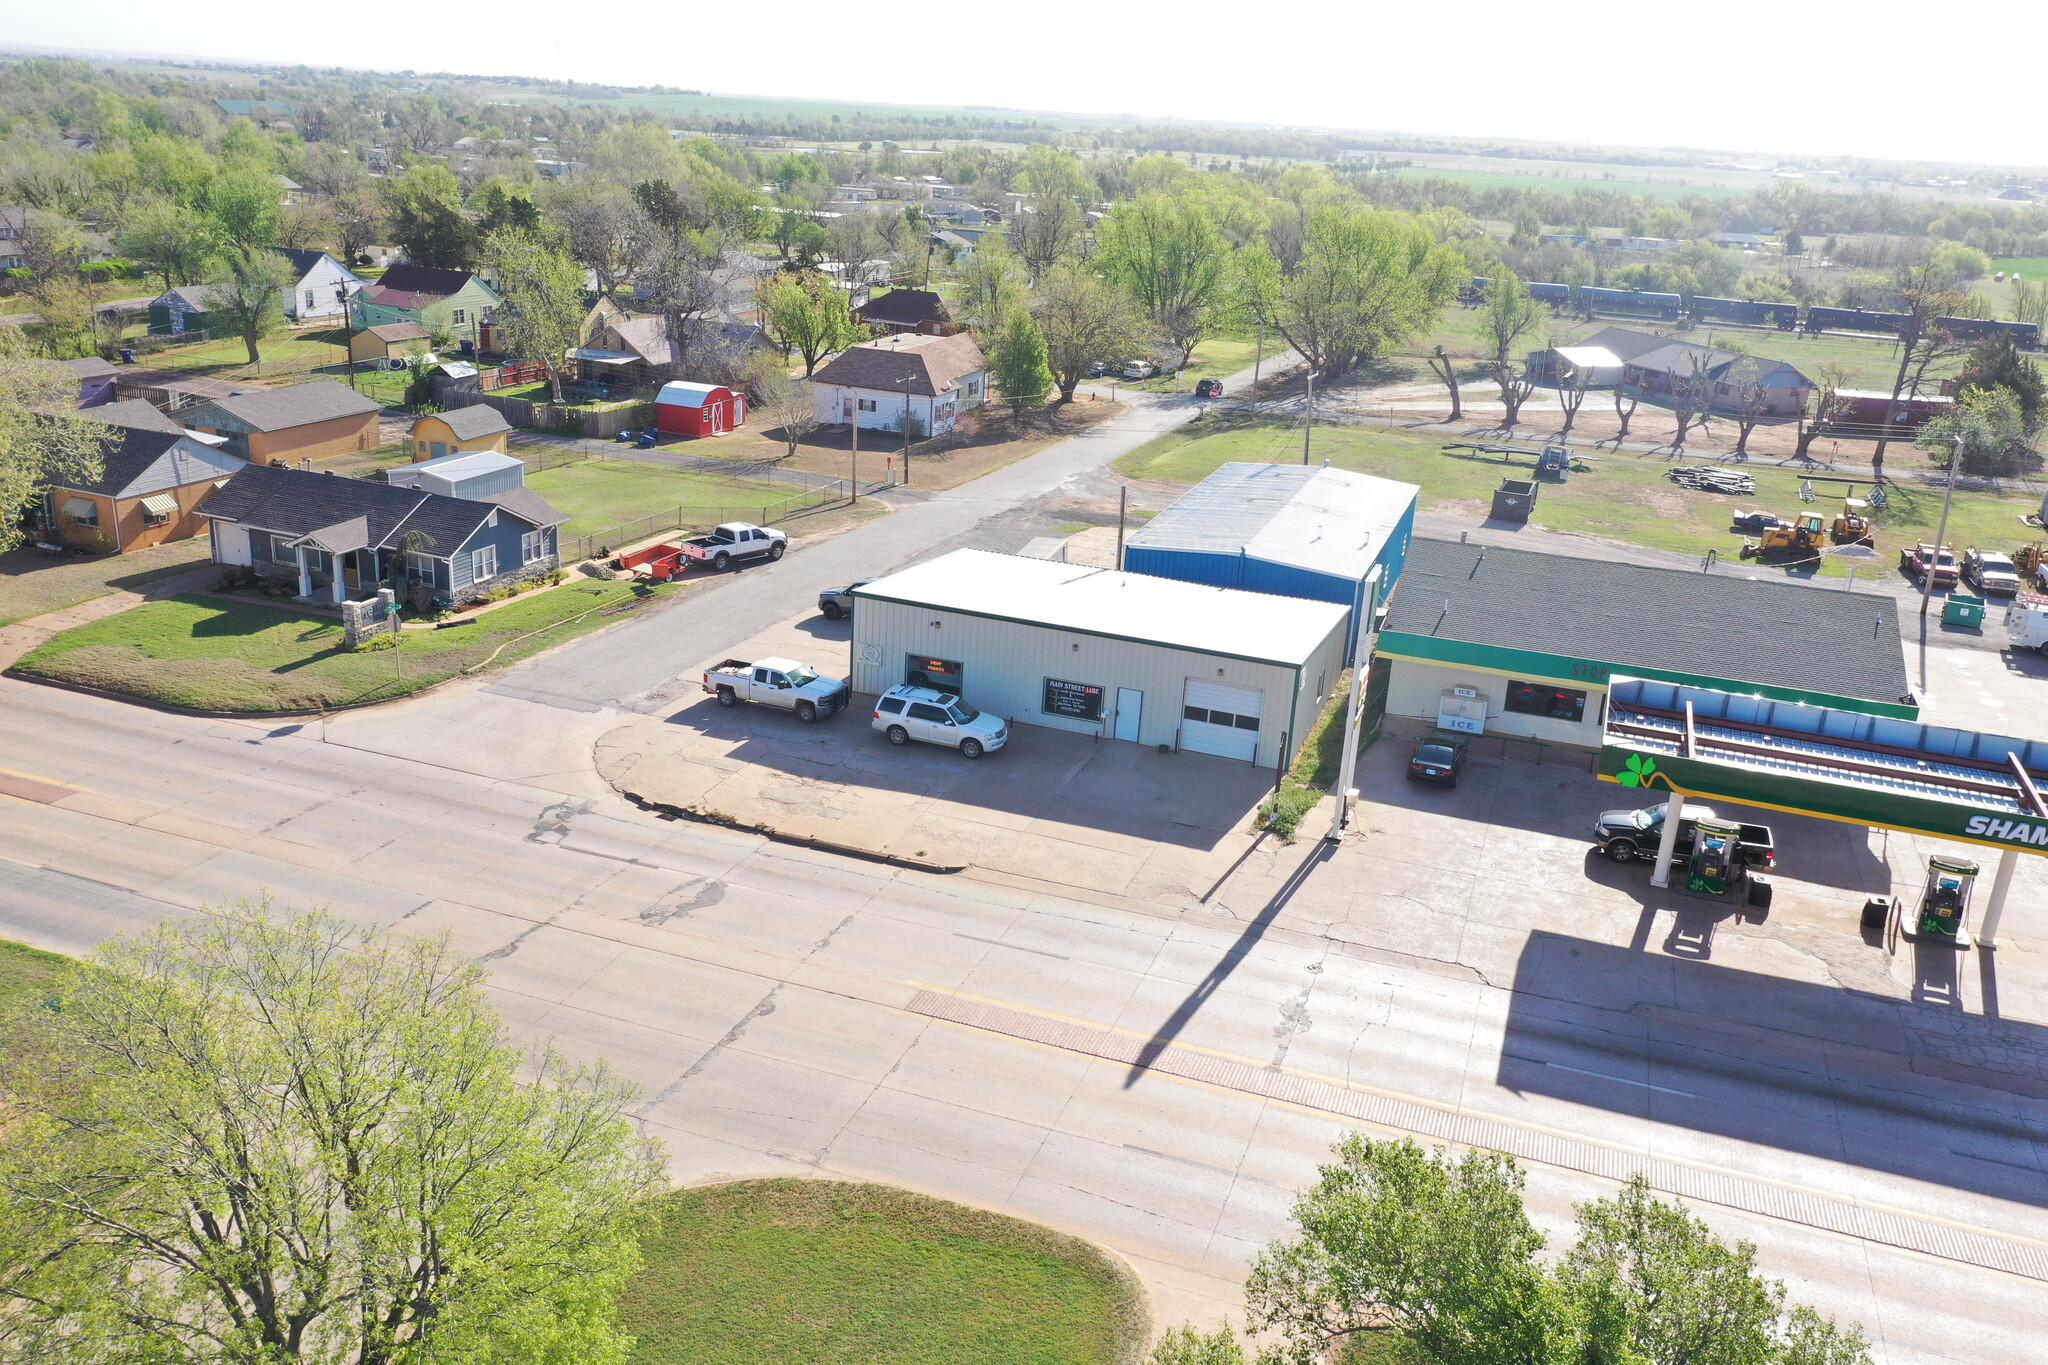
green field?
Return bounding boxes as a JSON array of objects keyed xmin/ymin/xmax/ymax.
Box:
[
  {"xmin": 621, "ymin": 1180, "xmax": 1146, "ymax": 1365},
  {"xmin": 1117, "ymin": 416, "xmax": 2042, "ymax": 579},
  {"xmin": 525, "ymin": 460, "xmax": 788, "ymax": 540},
  {"xmin": 1993, "ymin": 257, "xmax": 2048, "ymax": 281},
  {"xmin": 0, "ymin": 939, "xmax": 67, "ymax": 1015},
  {"xmin": 1389, "ymin": 166, "xmax": 1749, "ymax": 203},
  {"xmin": 1127, "ymin": 333, "xmax": 1268, "ymax": 392},
  {"xmin": 11, "ymin": 582, "xmax": 672, "ymax": 712},
  {"xmin": 140, "ymin": 327, "xmax": 353, "ymax": 376}
]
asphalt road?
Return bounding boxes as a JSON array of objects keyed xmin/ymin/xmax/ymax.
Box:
[{"xmin": 1, "ymin": 357, "xmax": 2042, "ymax": 1360}]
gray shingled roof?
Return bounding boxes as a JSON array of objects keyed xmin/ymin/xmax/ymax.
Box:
[
  {"xmin": 60, "ymin": 428, "xmax": 186, "ymax": 498},
  {"xmin": 187, "ymin": 380, "xmax": 381, "ymax": 432},
  {"xmin": 857, "ymin": 288, "xmax": 950, "ymax": 327},
  {"xmin": 1383, "ymin": 538, "xmax": 1910, "ymax": 706},
  {"xmin": 61, "ymin": 356, "xmax": 117, "ymax": 380},
  {"xmin": 434, "ymin": 405, "xmax": 512, "ymax": 441},
  {"xmin": 480, "ymin": 486, "xmax": 569, "ymax": 528},
  {"xmin": 200, "ymin": 464, "xmax": 548, "ymax": 556},
  {"xmin": 88, "ymin": 399, "xmax": 184, "ymax": 434}
]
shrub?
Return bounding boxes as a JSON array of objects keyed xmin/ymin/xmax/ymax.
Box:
[{"xmin": 347, "ymin": 633, "xmax": 397, "ymax": 652}]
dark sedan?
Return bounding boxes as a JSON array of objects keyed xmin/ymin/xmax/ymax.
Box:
[
  {"xmin": 1195, "ymin": 377, "xmax": 1224, "ymax": 398},
  {"xmin": 1407, "ymin": 734, "xmax": 1468, "ymax": 786}
]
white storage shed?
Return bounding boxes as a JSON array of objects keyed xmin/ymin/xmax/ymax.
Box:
[{"xmin": 849, "ymin": 549, "xmax": 1352, "ymax": 765}]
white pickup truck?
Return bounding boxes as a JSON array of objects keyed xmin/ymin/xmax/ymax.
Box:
[
  {"xmin": 678, "ymin": 522, "xmax": 787, "ymax": 572},
  {"xmin": 701, "ymin": 657, "xmax": 850, "ymax": 722}
]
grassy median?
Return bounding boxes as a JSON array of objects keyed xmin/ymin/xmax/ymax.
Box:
[
  {"xmin": 10, "ymin": 580, "xmax": 673, "ymax": 712},
  {"xmin": 621, "ymin": 1180, "xmax": 1148, "ymax": 1365}
]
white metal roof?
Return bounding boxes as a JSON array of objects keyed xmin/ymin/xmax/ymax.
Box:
[
  {"xmin": 390, "ymin": 450, "xmax": 523, "ymax": 482},
  {"xmin": 853, "ymin": 548, "xmax": 1350, "ymax": 666},
  {"xmin": 656, "ymin": 380, "xmax": 728, "ymax": 408},
  {"xmin": 1125, "ymin": 462, "xmax": 1418, "ymax": 583},
  {"xmin": 1553, "ymin": 345, "xmax": 1624, "ymax": 368}
]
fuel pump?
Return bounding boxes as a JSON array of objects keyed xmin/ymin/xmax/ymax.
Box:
[
  {"xmin": 1686, "ymin": 818, "xmax": 1742, "ymax": 896},
  {"xmin": 1914, "ymin": 857, "xmax": 1980, "ymax": 941}
]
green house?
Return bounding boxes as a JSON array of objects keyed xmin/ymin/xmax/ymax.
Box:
[{"xmin": 348, "ymin": 264, "xmax": 502, "ymax": 346}]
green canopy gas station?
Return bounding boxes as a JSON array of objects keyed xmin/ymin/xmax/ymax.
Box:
[{"xmin": 1598, "ymin": 677, "xmax": 2048, "ymax": 947}]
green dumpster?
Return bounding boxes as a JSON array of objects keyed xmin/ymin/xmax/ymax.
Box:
[{"xmin": 1943, "ymin": 594, "xmax": 1985, "ymax": 627}]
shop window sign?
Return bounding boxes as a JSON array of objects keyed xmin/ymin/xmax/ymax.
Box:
[
  {"xmin": 907, "ymin": 654, "xmax": 963, "ymax": 693},
  {"xmin": 1043, "ymin": 677, "xmax": 1104, "ymax": 720},
  {"xmin": 1505, "ymin": 680, "xmax": 1588, "ymax": 723}
]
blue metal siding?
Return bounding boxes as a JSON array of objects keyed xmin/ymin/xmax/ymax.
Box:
[
  {"xmin": 1122, "ymin": 545, "xmax": 1242, "ymax": 589},
  {"xmin": 1377, "ymin": 499, "xmax": 1416, "ymax": 589}
]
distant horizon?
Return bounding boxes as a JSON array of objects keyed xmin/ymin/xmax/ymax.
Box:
[{"xmin": 6, "ymin": 1, "xmax": 2043, "ymax": 172}]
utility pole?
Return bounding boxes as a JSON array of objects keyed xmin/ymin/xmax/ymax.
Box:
[
  {"xmin": 1115, "ymin": 485, "xmax": 1127, "ymax": 570},
  {"xmin": 1920, "ymin": 434, "xmax": 1963, "ymax": 618},
  {"xmin": 849, "ymin": 395, "xmax": 859, "ymax": 504},
  {"xmin": 1302, "ymin": 366, "xmax": 1313, "ymax": 465},
  {"xmin": 1252, "ymin": 315, "xmax": 1264, "ymax": 393},
  {"xmin": 339, "ymin": 283, "xmax": 357, "ymax": 392},
  {"xmin": 902, "ymin": 368, "xmax": 914, "ymax": 486},
  {"xmin": 1326, "ymin": 566, "xmax": 1382, "ymax": 842}
]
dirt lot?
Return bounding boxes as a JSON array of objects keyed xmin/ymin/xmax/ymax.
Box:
[{"xmin": 732, "ymin": 398, "xmax": 1124, "ymax": 493}]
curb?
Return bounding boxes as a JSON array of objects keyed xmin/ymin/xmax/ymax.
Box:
[
  {"xmin": 619, "ymin": 788, "xmax": 965, "ymax": 875},
  {"xmin": 1, "ymin": 665, "xmax": 455, "ymax": 720}
]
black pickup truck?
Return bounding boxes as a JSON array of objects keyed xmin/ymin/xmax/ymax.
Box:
[{"xmin": 1592, "ymin": 802, "xmax": 1775, "ymax": 868}]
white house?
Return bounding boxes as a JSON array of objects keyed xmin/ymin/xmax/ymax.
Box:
[
  {"xmin": 811, "ymin": 333, "xmax": 987, "ymax": 439},
  {"xmin": 276, "ymin": 249, "xmax": 362, "ymax": 323}
]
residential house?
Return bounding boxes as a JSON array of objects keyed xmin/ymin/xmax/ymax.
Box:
[
  {"xmin": 409, "ymin": 405, "xmax": 512, "ymax": 460},
  {"xmin": 147, "ymin": 284, "xmax": 218, "ymax": 337},
  {"xmin": 44, "ymin": 415, "xmax": 247, "ymax": 553},
  {"xmin": 349, "ymin": 321, "xmax": 432, "ymax": 365},
  {"xmin": 1525, "ymin": 327, "xmax": 1678, "ymax": 387},
  {"xmin": 810, "ymin": 332, "xmax": 987, "ymax": 437},
  {"xmin": 854, "ymin": 288, "xmax": 954, "ymax": 337},
  {"xmin": 200, "ymin": 463, "xmax": 567, "ymax": 605},
  {"xmin": 0, "ymin": 206, "xmax": 113, "ymax": 270},
  {"xmin": 572, "ymin": 312, "xmax": 680, "ymax": 389},
  {"xmin": 932, "ymin": 229, "xmax": 980, "ymax": 261},
  {"xmin": 1621, "ymin": 341, "xmax": 1812, "ymax": 418},
  {"xmin": 59, "ymin": 355, "xmax": 119, "ymax": 408},
  {"xmin": 348, "ymin": 265, "xmax": 502, "ymax": 347},
  {"xmin": 177, "ymin": 380, "xmax": 383, "ymax": 462},
  {"xmin": 276, "ymin": 248, "xmax": 361, "ymax": 323}
]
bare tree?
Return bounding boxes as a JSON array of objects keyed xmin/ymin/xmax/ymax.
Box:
[
  {"xmin": 549, "ymin": 182, "xmax": 654, "ymax": 298},
  {"xmin": 1555, "ymin": 363, "xmax": 1590, "ymax": 438},
  {"xmin": 1731, "ymin": 376, "xmax": 1775, "ymax": 457},
  {"xmin": 761, "ymin": 375, "xmax": 819, "ymax": 457},
  {"xmin": 329, "ymin": 187, "xmax": 382, "ymax": 265},
  {"xmin": 1426, "ymin": 345, "xmax": 1462, "ymax": 422},
  {"xmin": 1612, "ymin": 386, "xmax": 1640, "ymax": 443},
  {"xmin": 1669, "ymin": 351, "xmax": 1718, "ymax": 453},
  {"xmin": 1010, "ymin": 196, "xmax": 1082, "ymax": 278},
  {"xmin": 1497, "ymin": 364, "xmax": 1541, "ymax": 429},
  {"xmin": 1870, "ymin": 254, "xmax": 1972, "ymax": 475}
]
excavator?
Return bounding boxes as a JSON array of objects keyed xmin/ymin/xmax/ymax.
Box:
[{"xmin": 1832, "ymin": 497, "xmax": 1876, "ymax": 548}]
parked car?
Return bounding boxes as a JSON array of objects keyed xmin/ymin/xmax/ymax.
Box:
[
  {"xmin": 1407, "ymin": 734, "xmax": 1467, "ymax": 787},
  {"xmin": 1730, "ymin": 510, "xmax": 1783, "ymax": 534},
  {"xmin": 1194, "ymin": 377, "xmax": 1223, "ymax": 399},
  {"xmin": 1122, "ymin": 361, "xmax": 1158, "ymax": 380},
  {"xmin": 1899, "ymin": 542, "xmax": 1959, "ymax": 589},
  {"xmin": 1087, "ymin": 361, "xmax": 1112, "ymax": 378},
  {"xmin": 817, "ymin": 579, "xmax": 872, "ymax": 620},
  {"xmin": 1964, "ymin": 547, "xmax": 2022, "ymax": 596},
  {"xmin": 1591, "ymin": 802, "xmax": 1775, "ymax": 868},
  {"xmin": 871, "ymin": 684, "xmax": 1008, "ymax": 758},
  {"xmin": 2006, "ymin": 596, "xmax": 2048, "ymax": 651},
  {"xmin": 702, "ymin": 657, "xmax": 850, "ymax": 722},
  {"xmin": 678, "ymin": 522, "xmax": 786, "ymax": 572}
]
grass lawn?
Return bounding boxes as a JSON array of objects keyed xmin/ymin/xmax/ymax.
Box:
[
  {"xmin": 11, "ymin": 580, "xmax": 674, "ymax": 712},
  {"xmin": 1117, "ymin": 416, "xmax": 2047, "ymax": 579},
  {"xmin": 1993, "ymin": 256, "xmax": 2048, "ymax": 281},
  {"xmin": 0, "ymin": 939, "xmax": 68, "ymax": 1015},
  {"xmin": 139, "ymin": 327, "xmax": 351, "ymax": 376},
  {"xmin": 0, "ymin": 539, "xmax": 213, "ymax": 628},
  {"xmin": 620, "ymin": 1180, "xmax": 1147, "ymax": 1365},
  {"xmin": 525, "ymin": 460, "xmax": 787, "ymax": 541},
  {"xmin": 1126, "ymin": 333, "xmax": 1268, "ymax": 393},
  {"xmin": 744, "ymin": 399, "xmax": 1121, "ymax": 493}
]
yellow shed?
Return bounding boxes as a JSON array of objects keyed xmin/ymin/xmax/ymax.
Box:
[
  {"xmin": 411, "ymin": 405, "xmax": 513, "ymax": 461},
  {"xmin": 351, "ymin": 321, "xmax": 432, "ymax": 364}
]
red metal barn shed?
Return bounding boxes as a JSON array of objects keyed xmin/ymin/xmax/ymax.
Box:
[{"xmin": 655, "ymin": 381, "xmax": 746, "ymax": 437}]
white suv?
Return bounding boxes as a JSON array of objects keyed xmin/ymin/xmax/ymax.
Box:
[{"xmin": 872, "ymin": 685, "xmax": 1009, "ymax": 758}]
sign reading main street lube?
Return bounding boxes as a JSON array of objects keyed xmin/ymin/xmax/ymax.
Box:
[{"xmin": 1598, "ymin": 677, "xmax": 2048, "ymax": 858}]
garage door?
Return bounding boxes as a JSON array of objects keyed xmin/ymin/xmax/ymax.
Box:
[{"xmin": 1181, "ymin": 680, "xmax": 1263, "ymax": 761}]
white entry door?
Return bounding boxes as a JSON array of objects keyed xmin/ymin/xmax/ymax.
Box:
[
  {"xmin": 1114, "ymin": 688, "xmax": 1142, "ymax": 743},
  {"xmin": 1180, "ymin": 680, "xmax": 1263, "ymax": 761}
]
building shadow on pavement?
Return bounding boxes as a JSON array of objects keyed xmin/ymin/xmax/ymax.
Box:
[{"xmin": 1499, "ymin": 930, "xmax": 2048, "ymax": 1210}]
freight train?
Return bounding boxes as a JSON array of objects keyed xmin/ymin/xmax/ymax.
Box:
[{"xmin": 1462, "ymin": 277, "xmax": 2038, "ymax": 348}]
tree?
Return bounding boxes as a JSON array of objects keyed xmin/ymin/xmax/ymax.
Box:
[
  {"xmin": 550, "ymin": 181, "xmax": 654, "ymax": 298},
  {"xmin": 1870, "ymin": 253, "xmax": 1973, "ymax": 473},
  {"xmin": 1483, "ymin": 272, "xmax": 1545, "ymax": 427},
  {"xmin": 1427, "ymin": 345, "xmax": 1463, "ymax": 422},
  {"xmin": 474, "ymin": 178, "xmax": 543, "ymax": 238},
  {"xmin": 204, "ymin": 245, "xmax": 292, "ymax": 365},
  {"xmin": 115, "ymin": 193, "xmax": 214, "ymax": 290},
  {"xmin": 759, "ymin": 272, "xmax": 855, "ymax": 377},
  {"xmin": 17, "ymin": 214, "xmax": 96, "ymax": 358},
  {"xmin": 1010, "ymin": 194, "xmax": 1082, "ymax": 278},
  {"xmin": 1613, "ymin": 384, "xmax": 1641, "ymax": 442},
  {"xmin": 1919, "ymin": 386, "xmax": 2032, "ymax": 477},
  {"xmin": 1032, "ymin": 262, "xmax": 1150, "ymax": 402},
  {"xmin": 1732, "ymin": 372, "xmax": 1776, "ymax": 457},
  {"xmin": 761, "ymin": 374, "xmax": 819, "ymax": 456},
  {"xmin": 989, "ymin": 310, "xmax": 1054, "ymax": 414},
  {"xmin": 485, "ymin": 229, "xmax": 586, "ymax": 402},
  {"xmin": 329, "ymin": 185, "xmax": 384, "ymax": 265},
  {"xmin": 1143, "ymin": 1323, "xmax": 1246, "ymax": 1365},
  {"xmin": 1245, "ymin": 1135, "xmax": 1579, "ymax": 1365},
  {"xmin": 382, "ymin": 163, "xmax": 476, "ymax": 268},
  {"xmin": 1097, "ymin": 195, "xmax": 1230, "ymax": 366},
  {"xmin": 0, "ymin": 331, "xmax": 105, "ymax": 552},
  {"xmin": 205, "ymin": 165, "xmax": 281, "ymax": 249},
  {"xmin": 1669, "ymin": 349, "xmax": 1719, "ymax": 452},
  {"xmin": 952, "ymin": 238, "xmax": 1031, "ymax": 339},
  {"xmin": 1556, "ymin": 359, "xmax": 1591, "ymax": 438},
  {"xmin": 1259, "ymin": 207, "xmax": 1461, "ymax": 380},
  {"xmin": 1956, "ymin": 331, "xmax": 2045, "ymax": 428},
  {"xmin": 0, "ymin": 901, "xmax": 660, "ymax": 1365}
]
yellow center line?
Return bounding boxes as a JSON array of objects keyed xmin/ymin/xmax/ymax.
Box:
[{"xmin": 0, "ymin": 765, "xmax": 90, "ymax": 792}]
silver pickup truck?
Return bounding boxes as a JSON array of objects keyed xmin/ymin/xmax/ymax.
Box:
[{"xmin": 701, "ymin": 657, "xmax": 850, "ymax": 722}]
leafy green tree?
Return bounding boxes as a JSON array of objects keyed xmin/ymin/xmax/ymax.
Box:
[
  {"xmin": 989, "ymin": 309, "xmax": 1054, "ymax": 414},
  {"xmin": 475, "ymin": 177, "xmax": 544, "ymax": 238},
  {"xmin": 759, "ymin": 271, "xmax": 855, "ymax": 377},
  {"xmin": 0, "ymin": 330, "xmax": 105, "ymax": 552},
  {"xmin": 1918, "ymin": 385, "xmax": 2032, "ymax": 476},
  {"xmin": 382, "ymin": 163, "xmax": 477, "ymax": 268},
  {"xmin": 116, "ymin": 191, "xmax": 215, "ymax": 289},
  {"xmin": 1259, "ymin": 207, "xmax": 1462, "ymax": 379},
  {"xmin": 1955, "ymin": 331, "xmax": 2045, "ymax": 427},
  {"xmin": 0, "ymin": 901, "xmax": 661, "ymax": 1365},
  {"xmin": 1144, "ymin": 1322, "xmax": 1247, "ymax": 1365},
  {"xmin": 1032, "ymin": 261, "xmax": 1150, "ymax": 401},
  {"xmin": 1098, "ymin": 195, "xmax": 1231, "ymax": 366},
  {"xmin": 951, "ymin": 237, "xmax": 1031, "ymax": 338},
  {"xmin": 484, "ymin": 228, "xmax": 588, "ymax": 402},
  {"xmin": 203, "ymin": 245, "xmax": 293, "ymax": 364},
  {"xmin": 1483, "ymin": 271, "xmax": 1546, "ymax": 424},
  {"xmin": 205, "ymin": 164, "xmax": 281, "ymax": 249}
]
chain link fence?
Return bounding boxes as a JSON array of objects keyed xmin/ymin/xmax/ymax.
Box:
[{"xmin": 561, "ymin": 481, "xmax": 858, "ymax": 563}]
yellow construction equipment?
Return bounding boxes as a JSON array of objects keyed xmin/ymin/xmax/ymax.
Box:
[
  {"xmin": 2014, "ymin": 542, "xmax": 2046, "ymax": 580},
  {"xmin": 1832, "ymin": 498, "xmax": 1876, "ymax": 548},
  {"xmin": 1741, "ymin": 513, "xmax": 1829, "ymax": 564}
]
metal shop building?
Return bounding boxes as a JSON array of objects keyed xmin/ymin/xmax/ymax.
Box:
[
  {"xmin": 850, "ymin": 549, "xmax": 1351, "ymax": 764},
  {"xmin": 1376, "ymin": 538, "xmax": 1915, "ymax": 757},
  {"xmin": 1121, "ymin": 462, "xmax": 1418, "ymax": 650}
]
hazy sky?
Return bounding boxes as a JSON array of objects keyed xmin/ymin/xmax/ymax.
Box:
[{"xmin": 12, "ymin": 0, "xmax": 2039, "ymax": 168}]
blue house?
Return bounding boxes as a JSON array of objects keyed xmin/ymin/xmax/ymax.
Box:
[
  {"xmin": 199, "ymin": 464, "xmax": 567, "ymax": 606},
  {"xmin": 1122, "ymin": 462, "xmax": 1418, "ymax": 651}
]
